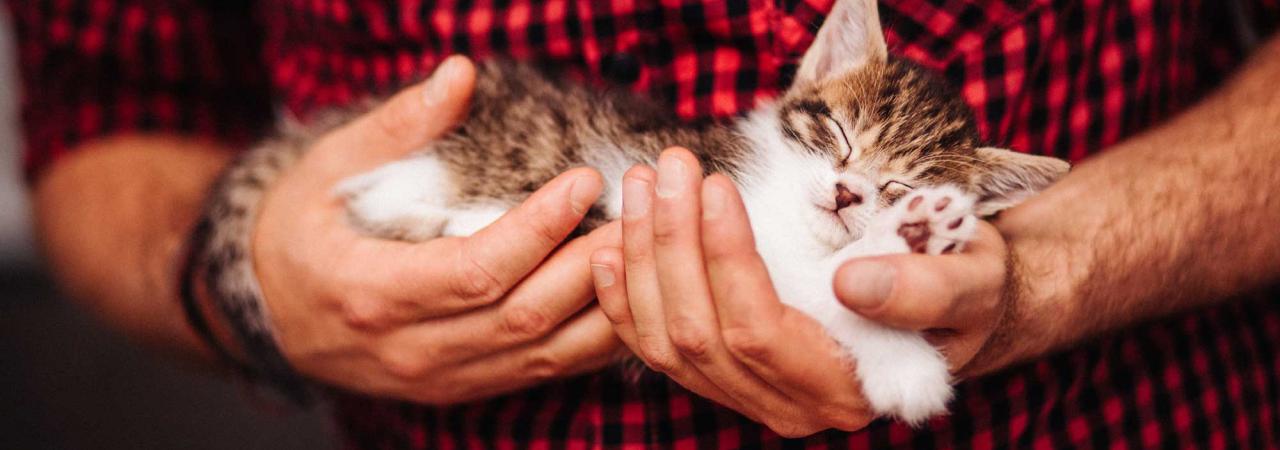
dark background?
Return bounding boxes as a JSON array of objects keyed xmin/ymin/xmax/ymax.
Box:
[{"xmin": 0, "ymin": 12, "xmax": 335, "ymax": 450}]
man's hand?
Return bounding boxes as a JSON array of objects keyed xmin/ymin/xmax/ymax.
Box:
[
  {"xmin": 834, "ymin": 223, "xmax": 1014, "ymax": 378},
  {"xmin": 252, "ymin": 56, "xmax": 623, "ymax": 404},
  {"xmin": 848, "ymin": 36, "xmax": 1280, "ymax": 381},
  {"xmin": 591, "ymin": 148, "xmax": 876, "ymax": 437}
]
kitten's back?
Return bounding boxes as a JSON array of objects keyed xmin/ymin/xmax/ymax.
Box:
[{"xmin": 432, "ymin": 61, "xmax": 746, "ymax": 206}]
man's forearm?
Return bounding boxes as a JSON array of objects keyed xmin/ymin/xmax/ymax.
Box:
[
  {"xmin": 34, "ymin": 134, "xmax": 234, "ymax": 365},
  {"xmin": 979, "ymin": 37, "xmax": 1280, "ymax": 373}
]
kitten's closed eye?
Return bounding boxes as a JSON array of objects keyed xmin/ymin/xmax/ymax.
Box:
[
  {"xmin": 879, "ymin": 180, "xmax": 914, "ymax": 205},
  {"xmin": 881, "ymin": 180, "xmax": 914, "ymax": 191},
  {"xmin": 823, "ymin": 115, "xmax": 856, "ymax": 166}
]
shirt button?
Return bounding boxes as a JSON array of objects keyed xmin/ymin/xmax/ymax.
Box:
[{"xmin": 601, "ymin": 53, "xmax": 641, "ymax": 84}]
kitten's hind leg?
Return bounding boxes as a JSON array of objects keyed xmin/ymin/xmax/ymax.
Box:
[{"xmin": 335, "ymin": 156, "xmax": 458, "ymax": 242}]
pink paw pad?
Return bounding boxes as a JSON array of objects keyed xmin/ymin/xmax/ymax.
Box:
[{"xmin": 889, "ymin": 187, "xmax": 977, "ymax": 255}]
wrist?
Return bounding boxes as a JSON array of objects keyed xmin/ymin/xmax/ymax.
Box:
[
  {"xmin": 175, "ymin": 229, "xmax": 253, "ymax": 370},
  {"xmin": 1008, "ymin": 231, "xmax": 1085, "ymax": 357},
  {"xmin": 962, "ymin": 211, "xmax": 1092, "ymax": 377}
]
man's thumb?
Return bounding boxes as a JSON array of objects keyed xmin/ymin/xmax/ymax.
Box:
[
  {"xmin": 836, "ymin": 260, "xmax": 897, "ymax": 310},
  {"xmin": 834, "ymin": 256, "xmax": 957, "ymax": 330},
  {"xmin": 317, "ymin": 55, "xmax": 477, "ymax": 177}
]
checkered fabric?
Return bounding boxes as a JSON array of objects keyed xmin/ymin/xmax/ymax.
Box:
[{"xmin": 11, "ymin": 0, "xmax": 1280, "ymax": 448}]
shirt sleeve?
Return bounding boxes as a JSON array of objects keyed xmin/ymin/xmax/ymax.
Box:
[{"xmin": 6, "ymin": 0, "xmax": 274, "ymax": 182}]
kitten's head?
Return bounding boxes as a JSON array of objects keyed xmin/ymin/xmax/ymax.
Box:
[{"xmin": 768, "ymin": 0, "xmax": 1068, "ymax": 247}]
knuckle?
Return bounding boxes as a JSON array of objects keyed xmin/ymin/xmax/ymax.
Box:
[
  {"xmin": 623, "ymin": 245, "xmax": 650, "ymax": 267},
  {"xmin": 644, "ymin": 355, "xmax": 679, "ymax": 374},
  {"xmin": 636, "ymin": 341, "xmax": 680, "ymax": 373},
  {"xmin": 702, "ymin": 235, "xmax": 755, "ymax": 263},
  {"xmin": 651, "ymin": 222, "xmax": 682, "ymax": 248},
  {"xmin": 379, "ymin": 350, "xmax": 433, "ymax": 381},
  {"xmin": 721, "ymin": 327, "xmax": 774, "ymax": 364},
  {"xmin": 597, "ymin": 300, "xmax": 632, "ymax": 326},
  {"xmin": 522, "ymin": 348, "xmax": 565, "ymax": 381},
  {"xmin": 526, "ymin": 205, "xmax": 568, "ymax": 248},
  {"xmin": 701, "ymin": 243, "xmax": 737, "ymax": 264},
  {"xmin": 667, "ymin": 323, "xmax": 715, "ymax": 361},
  {"xmin": 341, "ymin": 297, "xmax": 391, "ymax": 329},
  {"xmin": 499, "ymin": 304, "xmax": 554, "ymax": 340},
  {"xmin": 450, "ymin": 247, "xmax": 505, "ymax": 304}
]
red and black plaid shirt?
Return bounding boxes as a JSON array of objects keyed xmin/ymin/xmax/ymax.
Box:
[{"xmin": 12, "ymin": 0, "xmax": 1280, "ymax": 447}]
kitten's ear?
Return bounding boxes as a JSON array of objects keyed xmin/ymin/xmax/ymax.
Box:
[
  {"xmin": 795, "ymin": 0, "xmax": 888, "ymax": 84},
  {"xmin": 970, "ymin": 147, "xmax": 1071, "ymax": 216}
]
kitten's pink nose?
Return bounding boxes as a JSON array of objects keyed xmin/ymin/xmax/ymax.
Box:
[{"xmin": 835, "ymin": 183, "xmax": 863, "ymax": 210}]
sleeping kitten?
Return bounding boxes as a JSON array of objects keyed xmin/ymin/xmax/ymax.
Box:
[
  {"xmin": 337, "ymin": 0, "xmax": 1067, "ymax": 425},
  {"xmin": 207, "ymin": 0, "xmax": 1068, "ymax": 425}
]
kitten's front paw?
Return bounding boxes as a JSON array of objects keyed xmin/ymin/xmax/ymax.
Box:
[{"xmin": 886, "ymin": 185, "xmax": 977, "ymax": 255}]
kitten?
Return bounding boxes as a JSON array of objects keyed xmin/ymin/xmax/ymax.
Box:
[{"xmin": 205, "ymin": 0, "xmax": 1068, "ymax": 424}]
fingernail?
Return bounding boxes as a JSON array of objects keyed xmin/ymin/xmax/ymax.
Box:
[
  {"xmin": 655, "ymin": 155, "xmax": 686, "ymax": 199},
  {"xmin": 623, "ymin": 177, "xmax": 651, "ymax": 219},
  {"xmin": 568, "ymin": 176, "xmax": 600, "ymax": 216},
  {"xmin": 591, "ymin": 264, "xmax": 616, "ymax": 288},
  {"xmin": 838, "ymin": 261, "xmax": 896, "ymax": 310},
  {"xmin": 702, "ymin": 181, "xmax": 727, "ymax": 221},
  {"xmin": 423, "ymin": 56, "xmax": 462, "ymax": 107}
]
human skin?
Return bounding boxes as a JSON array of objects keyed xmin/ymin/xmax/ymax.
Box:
[
  {"xmin": 34, "ymin": 56, "xmax": 625, "ymax": 404},
  {"xmin": 589, "ymin": 37, "xmax": 1280, "ymax": 436}
]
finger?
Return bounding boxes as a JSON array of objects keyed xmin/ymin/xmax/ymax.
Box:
[
  {"xmin": 833, "ymin": 222, "xmax": 1007, "ymax": 331},
  {"xmin": 651, "ymin": 149, "xmax": 720, "ymax": 356},
  {"xmin": 698, "ymin": 175, "xmax": 787, "ymax": 333},
  {"xmin": 315, "ymin": 55, "xmax": 477, "ymax": 179},
  {"xmin": 365, "ymin": 167, "xmax": 603, "ymax": 316},
  {"xmin": 534, "ymin": 308, "xmax": 628, "ymax": 376},
  {"xmin": 701, "ymin": 176, "xmax": 870, "ymax": 426},
  {"xmin": 381, "ymin": 221, "xmax": 621, "ymax": 359},
  {"xmin": 590, "ymin": 254, "xmax": 761, "ymax": 422},
  {"xmin": 393, "ymin": 308, "xmax": 621, "ymax": 404},
  {"xmin": 651, "ymin": 149, "xmax": 718, "ymax": 353},
  {"xmin": 650, "ymin": 150, "xmax": 803, "ymax": 414},
  {"xmin": 619, "ymin": 165, "xmax": 682, "ymax": 372},
  {"xmin": 592, "ymin": 247, "xmax": 639, "ymax": 347}
]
